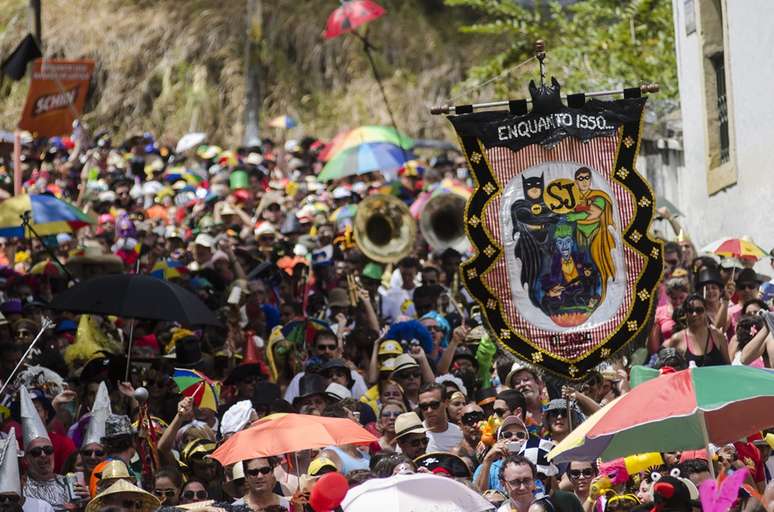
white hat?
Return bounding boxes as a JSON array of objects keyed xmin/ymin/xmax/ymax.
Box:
[
  {"xmin": 352, "ymin": 182, "xmax": 368, "ymax": 196},
  {"xmin": 221, "ymin": 400, "xmax": 255, "ymax": 436},
  {"xmin": 254, "ymin": 222, "xmax": 277, "ymax": 237},
  {"xmin": 325, "ymin": 383, "xmax": 352, "ymax": 402},
  {"xmin": 194, "ymin": 233, "xmax": 215, "ymax": 248},
  {"xmin": 0, "ymin": 428, "xmax": 21, "ymax": 496},
  {"xmin": 20, "ymin": 386, "xmax": 50, "ymax": 448},
  {"xmin": 245, "ymin": 152, "xmax": 263, "ymax": 166},
  {"xmin": 332, "ymin": 187, "xmax": 351, "ymax": 200},
  {"xmin": 82, "ymin": 382, "xmax": 112, "ymax": 448}
]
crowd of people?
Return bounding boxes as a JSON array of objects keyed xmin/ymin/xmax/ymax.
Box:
[{"xmin": 0, "ymin": 127, "xmax": 771, "ymax": 512}]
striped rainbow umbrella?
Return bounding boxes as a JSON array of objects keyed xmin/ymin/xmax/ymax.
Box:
[
  {"xmin": 320, "ymin": 126, "xmax": 413, "ymax": 162},
  {"xmin": 172, "ymin": 368, "xmax": 220, "ymax": 412},
  {"xmin": 548, "ymin": 366, "xmax": 774, "ymax": 463},
  {"xmin": 0, "ymin": 194, "xmax": 95, "ymax": 237},
  {"xmin": 701, "ymin": 237, "xmax": 767, "ymax": 259}
]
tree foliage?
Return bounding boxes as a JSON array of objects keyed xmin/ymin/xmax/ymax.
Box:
[{"xmin": 445, "ymin": 0, "xmax": 678, "ymax": 103}]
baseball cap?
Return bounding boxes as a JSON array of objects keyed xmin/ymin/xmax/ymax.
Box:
[
  {"xmin": 194, "ymin": 233, "xmax": 215, "ymax": 248},
  {"xmin": 308, "ymin": 457, "xmax": 338, "ymax": 477}
]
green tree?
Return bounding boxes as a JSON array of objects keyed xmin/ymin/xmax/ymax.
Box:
[{"xmin": 445, "ymin": 0, "xmax": 678, "ymax": 103}]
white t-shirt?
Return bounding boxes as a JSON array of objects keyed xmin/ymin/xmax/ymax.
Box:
[
  {"xmin": 24, "ymin": 497, "xmax": 55, "ymax": 512},
  {"xmin": 424, "ymin": 421, "xmax": 463, "ymax": 452},
  {"xmin": 283, "ymin": 370, "xmax": 368, "ymax": 403}
]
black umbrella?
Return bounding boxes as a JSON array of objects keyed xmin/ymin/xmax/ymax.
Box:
[{"xmin": 49, "ymin": 274, "xmax": 219, "ymax": 326}]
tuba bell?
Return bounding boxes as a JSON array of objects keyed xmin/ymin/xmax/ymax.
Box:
[
  {"xmin": 419, "ymin": 187, "xmax": 471, "ymax": 254},
  {"xmin": 353, "ymin": 194, "xmax": 416, "ymax": 264}
]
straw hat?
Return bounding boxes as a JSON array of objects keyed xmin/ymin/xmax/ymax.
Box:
[{"xmin": 85, "ymin": 479, "xmax": 159, "ymax": 512}]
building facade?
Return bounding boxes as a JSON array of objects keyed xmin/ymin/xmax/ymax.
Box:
[{"xmin": 667, "ymin": 0, "xmax": 774, "ymax": 269}]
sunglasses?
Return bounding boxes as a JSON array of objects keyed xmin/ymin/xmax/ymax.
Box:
[
  {"xmin": 569, "ymin": 468, "xmax": 596, "ymax": 479},
  {"xmin": 28, "ymin": 445, "xmax": 54, "ymax": 458},
  {"xmin": 426, "ymin": 325, "xmax": 442, "ymax": 333},
  {"xmin": 381, "ymin": 410, "xmax": 401, "ymax": 419},
  {"xmin": 395, "ymin": 371, "xmax": 421, "ymax": 380},
  {"xmin": 418, "ymin": 400, "xmax": 442, "ymax": 411},
  {"xmin": 407, "ymin": 436, "xmax": 429, "ymax": 448},
  {"xmin": 500, "ymin": 430, "xmax": 527, "ymax": 440},
  {"xmin": 316, "ymin": 344, "xmax": 338, "ymax": 352},
  {"xmin": 685, "ymin": 306, "xmax": 705, "ymax": 315},
  {"xmin": 246, "ymin": 466, "xmax": 273, "ymax": 477},
  {"xmin": 154, "ymin": 489, "xmax": 177, "ymax": 498},
  {"xmin": 181, "ymin": 490, "xmax": 208, "ymax": 500},
  {"xmin": 81, "ymin": 448, "xmax": 105, "ymax": 457},
  {"xmin": 461, "ymin": 412, "xmax": 485, "ymax": 425}
]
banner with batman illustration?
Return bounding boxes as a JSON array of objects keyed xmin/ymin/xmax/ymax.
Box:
[{"xmin": 447, "ymin": 79, "xmax": 663, "ymax": 380}]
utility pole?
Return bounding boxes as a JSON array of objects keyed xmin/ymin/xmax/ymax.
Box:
[
  {"xmin": 242, "ymin": 0, "xmax": 263, "ymax": 147},
  {"xmin": 29, "ymin": 0, "xmax": 41, "ymax": 47}
]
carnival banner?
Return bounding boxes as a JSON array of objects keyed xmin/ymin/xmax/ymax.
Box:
[
  {"xmin": 18, "ymin": 59, "xmax": 94, "ymax": 138},
  {"xmin": 448, "ymin": 79, "xmax": 663, "ymax": 380}
]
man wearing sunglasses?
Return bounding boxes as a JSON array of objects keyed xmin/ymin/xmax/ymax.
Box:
[
  {"xmin": 20, "ymin": 388, "xmax": 88, "ymax": 511},
  {"xmin": 453, "ymin": 403, "xmax": 485, "ymax": 466},
  {"xmin": 394, "ymin": 412, "xmax": 429, "ymax": 460},
  {"xmin": 474, "ymin": 416, "xmax": 530, "ymax": 493},
  {"xmin": 497, "ymin": 454, "xmax": 538, "ymax": 512},
  {"xmin": 283, "ymin": 331, "xmax": 368, "ymax": 404},
  {"xmin": 418, "ymin": 383, "xmax": 462, "ymax": 452},
  {"xmin": 232, "ymin": 457, "xmax": 290, "ymax": 511}
]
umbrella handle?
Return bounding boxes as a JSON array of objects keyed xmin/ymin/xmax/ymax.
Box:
[{"xmin": 20, "ymin": 211, "xmax": 76, "ymax": 283}]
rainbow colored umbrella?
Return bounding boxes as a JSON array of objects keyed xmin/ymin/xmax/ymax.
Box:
[
  {"xmin": 172, "ymin": 368, "xmax": 220, "ymax": 412},
  {"xmin": 0, "ymin": 194, "xmax": 95, "ymax": 237},
  {"xmin": 320, "ymin": 126, "xmax": 413, "ymax": 162},
  {"xmin": 29, "ymin": 259, "xmax": 68, "ymax": 278},
  {"xmin": 548, "ymin": 366, "xmax": 774, "ymax": 463},
  {"xmin": 318, "ymin": 142, "xmax": 414, "ymax": 182},
  {"xmin": 701, "ymin": 237, "xmax": 767, "ymax": 259},
  {"xmin": 281, "ymin": 318, "xmax": 334, "ymax": 347},
  {"xmin": 268, "ymin": 115, "xmax": 298, "ymax": 129}
]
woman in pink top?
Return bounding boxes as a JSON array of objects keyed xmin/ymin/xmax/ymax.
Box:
[{"xmin": 648, "ymin": 276, "xmax": 690, "ymax": 354}]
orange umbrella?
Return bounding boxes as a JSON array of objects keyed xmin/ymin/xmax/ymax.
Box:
[{"xmin": 210, "ymin": 413, "xmax": 377, "ymax": 466}]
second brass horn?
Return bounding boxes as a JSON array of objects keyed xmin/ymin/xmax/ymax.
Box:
[
  {"xmin": 353, "ymin": 194, "xmax": 416, "ymax": 264},
  {"xmin": 419, "ymin": 192, "xmax": 470, "ymax": 254}
]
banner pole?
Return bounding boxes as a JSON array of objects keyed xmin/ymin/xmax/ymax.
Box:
[{"xmin": 13, "ymin": 131, "xmax": 22, "ymax": 196}]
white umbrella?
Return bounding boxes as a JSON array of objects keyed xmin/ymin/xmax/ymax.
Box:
[
  {"xmin": 175, "ymin": 132, "xmax": 207, "ymax": 154},
  {"xmin": 342, "ymin": 473, "xmax": 494, "ymax": 512}
]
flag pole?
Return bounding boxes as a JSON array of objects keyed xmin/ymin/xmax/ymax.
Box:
[{"xmin": 13, "ymin": 131, "xmax": 22, "ymax": 196}]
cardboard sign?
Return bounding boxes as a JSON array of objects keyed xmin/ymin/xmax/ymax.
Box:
[{"xmin": 18, "ymin": 59, "xmax": 94, "ymax": 138}]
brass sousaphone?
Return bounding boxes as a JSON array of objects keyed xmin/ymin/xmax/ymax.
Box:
[
  {"xmin": 353, "ymin": 194, "xmax": 416, "ymax": 264},
  {"xmin": 419, "ymin": 188, "xmax": 471, "ymax": 255}
]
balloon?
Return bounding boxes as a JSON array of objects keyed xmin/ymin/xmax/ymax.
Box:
[{"xmin": 309, "ymin": 472, "xmax": 348, "ymax": 512}]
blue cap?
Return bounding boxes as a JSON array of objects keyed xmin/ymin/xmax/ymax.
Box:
[{"xmin": 55, "ymin": 319, "xmax": 77, "ymax": 333}]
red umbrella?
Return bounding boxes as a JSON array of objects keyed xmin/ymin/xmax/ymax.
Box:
[{"xmin": 324, "ymin": 0, "xmax": 386, "ymax": 40}]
